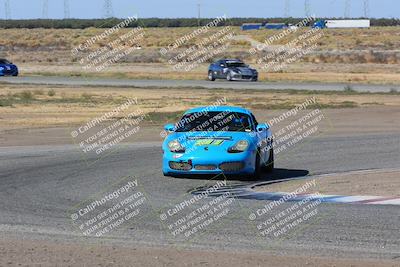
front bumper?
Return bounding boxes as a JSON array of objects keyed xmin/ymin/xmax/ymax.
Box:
[
  {"xmin": 231, "ymin": 73, "xmax": 258, "ymax": 81},
  {"xmin": 0, "ymin": 67, "xmax": 18, "ymax": 76},
  {"xmin": 162, "ymin": 149, "xmax": 257, "ymax": 176}
]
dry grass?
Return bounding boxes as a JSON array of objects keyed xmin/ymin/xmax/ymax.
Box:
[
  {"xmin": 1, "ymin": 27, "xmax": 399, "ymax": 84},
  {"xmin": 242, "ymin": 26, "xmax": 400, "ymax": 50},
  {"xmin": 1, "ymin": 83, "xmax": 400, "ymax": 129},
  {"xmin": 1, "ymin": 27, "xmax": 400, "ymax": 51},
  {"xmin": 1, "ymin": 27, "xmax": 399, "ymax": 65}
]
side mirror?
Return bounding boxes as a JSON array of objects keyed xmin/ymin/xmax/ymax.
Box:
[
  {"xmin": 256, "ymin": 123, "xmax": 269, "ymax": 132},
  {"xmin": 164, "ymin": 123, "xmax": 175, "ymax": 132}
]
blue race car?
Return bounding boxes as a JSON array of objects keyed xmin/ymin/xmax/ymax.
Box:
[
  {"xmin": 0, "ymin": 59, "xmax": 18, "ymax": 76},
  {"xmin": 162, "ymin": 106, "xmax": 274, "ymax": 179}
]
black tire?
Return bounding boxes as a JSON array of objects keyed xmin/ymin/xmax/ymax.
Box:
[
  {"xmin": 208, "ymin": 71, "xmax": 215, "ymax": 81},
  {"xmin": 227, "ymin": 72, "xmax": 232, "ymax": 81},
  {"xmin": 252, "ymin": 77, "xmax": 258, "ymax": 82},
  {"xmin": 264, "ymin": 148, "xmax": 274, "ymax": 172},
  {"xmin": 253, "ymin": 150, "xmax": 261, "ymax": 179},
  {"xmin": 12, "ymin": 72, "xmax": 18, "ymax": 77}
]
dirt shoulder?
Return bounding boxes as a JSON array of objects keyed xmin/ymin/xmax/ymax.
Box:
[
  {"xmin": 254, "ymin": 169, "xmax": 400, "ymax": 197},
  {"xmin": 1, "ymin": 105, "xmax": 399, "ymax": 147},
  {"xmin": 0, "ymin": 237, "xmax": 398, "ymax": 267},
  {"xmin": 1, "ymin": 83, "xmax": 400, "ymax": 147}
]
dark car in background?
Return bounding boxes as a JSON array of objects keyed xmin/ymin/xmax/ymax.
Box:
[
  {"xmin": 208, "ymin": 59, "xmax": 258, "ymax": 82},
  {"xmin": 0, "ymin": 59, "xmax": 18, "ymax": 76}
]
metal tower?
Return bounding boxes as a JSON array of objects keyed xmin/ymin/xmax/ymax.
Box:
[
  {"xmin": 284, "ymin": 0, "xmax": 290, "ymax": 17},
  {"xmin": 4, "ymin": 0, "xmax": 11, "ymax": 20},
  {"xmin": 363, "ymin": 0, "xmax": 370, "ymax": 18},
  {"xmin": 42, "ymin": 0, "xmax": 48, "ymax": 19},
  {"xmin": 304, "ymin": 0, "xmax": 311, "ymax": 17},
  {"xmin": 103, "ymin": 0, "xmax": 113, "ymax": 18},
  {"xmin": 64, "ymin": 0, "xmax": 70, "ymax": 19},
  {"xmin": 344, "ymin": 0, "xmax": 351, "ymax": 18}
]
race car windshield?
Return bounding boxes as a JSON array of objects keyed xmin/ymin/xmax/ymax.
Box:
[
  {"xmin": 175, "ymin": 111, "xmax": 253, "ymax": 132},
  {"xmin": 0, "ymin": 59, "xmax": 11, "ymax": 64},
  {"xmin": 226, "ymin": 62, "xmax": 246, "ymax": 68}
]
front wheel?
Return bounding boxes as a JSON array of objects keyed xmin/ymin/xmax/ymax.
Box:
[
  {"xmin": 208, "ymin": 71, "xmax": 215, "ymax": 81},
  {"xmin": 264, "ymin": 148, "xmax": 274, "ymax": 172},
  {"xmin": 252, "ymin": 151, "xmax": 261, "ymax": 180},
  {"xmin": 227, "ymin": 72, "xmax": 233, "ymax": 81}
]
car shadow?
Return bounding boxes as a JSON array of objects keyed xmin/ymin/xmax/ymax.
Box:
[
  {"xmin": 258, "ymin": 168, "xmax": 309, "ymax": 182},
  {"xmin": 225, "ymin": 168, "xmax": 309, "ymax": 183},
  {"xmin": 168, "ymin": 168, "xmax": 309, "ymax": 183}
]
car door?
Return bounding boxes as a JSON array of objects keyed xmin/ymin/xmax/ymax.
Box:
[{"xmin": 217, "ymin": 61, "xmax": 227, "ymax": 78}]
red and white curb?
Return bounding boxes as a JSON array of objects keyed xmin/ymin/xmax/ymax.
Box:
[{"xmin": 192, "ymin": 168, "xmax": 400, "ymax": 206}]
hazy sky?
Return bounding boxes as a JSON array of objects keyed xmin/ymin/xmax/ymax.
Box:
[{"xmin": 1, "ymin": 0, "xmax": 399, "ymax": 19}]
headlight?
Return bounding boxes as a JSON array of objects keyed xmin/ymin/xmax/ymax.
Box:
[
  {"xmin": 228, "ymin": 140, "xmax": 249, "ymax": 153},
  {"xmin": 168, "ymin": 139, "xmax": 185, "ymax": 153}
]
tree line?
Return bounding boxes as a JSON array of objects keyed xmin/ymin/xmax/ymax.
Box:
[{"xmin": 0, "ymin": 17, "xmax": 399, "ymax": 29}]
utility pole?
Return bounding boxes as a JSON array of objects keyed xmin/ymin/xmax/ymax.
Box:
[
  {"xmin": 363, "ymin": 0, "xmax": 370, "ymax": 18},
  {"xmin": 42, "ymin": 0, "xmax": 48, "ymax": 19},
  {"xmin": 64, "ymin": 0, "xmax": 70, "ymax": 19},
  {"xmin": 4, "ymin": 0, "xmax": 11, "ymax": 20},
  {"xmin": 344, "ymin": 0, "xmax": 351, "ymax": 18},
  {"xmin": 284, "ymin": 0, "xmax": 290, "ymax": 17},
  {"xmin": 103, "ymin": 0, "xmax": 114, "ymax": 18},
  {"xmin": 304, "ymin": 0, "xmax": 311, "ymax": 17},
  {"xmin": 197, "ymin": 0, "xmax": 201, "ymax": 26}
]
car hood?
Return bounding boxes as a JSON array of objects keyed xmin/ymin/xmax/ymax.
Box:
[{"xmin": 230, "ymin": 67, "xmax": 255, "ymax": 74}]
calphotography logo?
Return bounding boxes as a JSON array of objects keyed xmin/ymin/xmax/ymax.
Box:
[
  {"xmin": 71, "ymin": 16, "xmax": 145, "ymax": 72},
  {"xmin": 160, "ymin": 15, "xmax": 236, "ymax": 72},
  {"xmin": 70, "ymin": 97, "xmax": 147, "ymax": 163},
  {"xmin": 247, "ymin": 15, "xmax": 326, "ymax": 72},
  {"xmin": 249, "ymin": 180, "xmax": 321, "ymax": 238},
  {"xmin": 159, "ymin": 180, "xmax": 237, "ymax": 240},
  {"xmin": 69, "ymin": 177, "xmax": 150, "ymax": 237},
  {"xmin": 257, "ymin": 97, "xmax": 330, "ymax": 157}
]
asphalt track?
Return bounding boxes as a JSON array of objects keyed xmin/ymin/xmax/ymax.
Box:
[
  {"xmin": 1, "ymin": 76, "xmax": 399, "ymax": 92},
  {"xmin": 0, "ymin": 133, "xmax": 399, "ymax": 260}
]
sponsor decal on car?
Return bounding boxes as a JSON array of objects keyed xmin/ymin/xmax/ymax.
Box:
[{"xmin": 195, "ymin": 139, "xmax": 224, "ymax": 146}]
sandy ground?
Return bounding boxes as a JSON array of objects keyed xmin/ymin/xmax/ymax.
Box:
[
  {"xmin": 254, "ymin": 169, "xmax": 400, "ymax": 197},
  {"xmin": 0, "ymin": 237, "xmax": 398, "ymax": 267}
]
